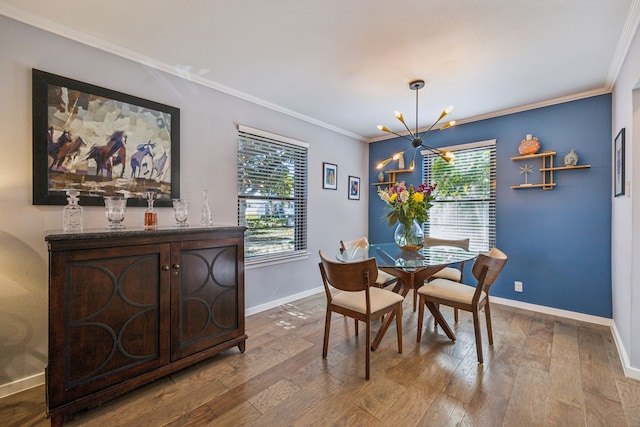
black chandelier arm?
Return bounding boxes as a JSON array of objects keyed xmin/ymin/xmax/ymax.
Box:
[
  {"xmin": 419, "ymin": 143, "xmax": 447, "ymax": 159},
  {"xmin": 385, "ymin": 128, "xmax": 413, "ymax": 142}
]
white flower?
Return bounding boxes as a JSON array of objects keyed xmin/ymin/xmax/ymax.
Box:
[{"xmin": 399, "ymin": 190, "xmax": 409, "ymax": 203}]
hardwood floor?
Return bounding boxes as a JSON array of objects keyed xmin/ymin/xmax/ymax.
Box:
[{"xmin": 2, "ymin": 292, "xmax": 639, "ymax": 426}]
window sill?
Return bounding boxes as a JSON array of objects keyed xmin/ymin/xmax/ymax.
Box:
[{"xmin": 245, "ymin": 251, "xmax": 310, "ymax": 269}]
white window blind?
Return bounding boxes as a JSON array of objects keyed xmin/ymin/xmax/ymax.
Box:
[
  {"xmin": 422, "ymin": 139, "xmax": 496, "ymax": 252},
  {"xmin": 237, "ymin": 125, "xmax": 308, "ymax": 261}
]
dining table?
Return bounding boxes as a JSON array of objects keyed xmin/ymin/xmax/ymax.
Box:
[{"xmin": 338, "ymin": 242, "xmax": 478, "ymax": 350}]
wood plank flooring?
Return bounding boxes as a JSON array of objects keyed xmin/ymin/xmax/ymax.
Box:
[{"xmin": 2, "ymin": 292, "xmax": 640, "ymax": 426}]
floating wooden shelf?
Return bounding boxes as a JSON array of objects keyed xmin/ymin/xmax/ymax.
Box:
[
  {"xmin": 511, "ymin": 151, "xmax": 590, "ymax": 190},
  {"xmin": 371, "ymin": 168, "xmax": 414, "ymax": 186}
]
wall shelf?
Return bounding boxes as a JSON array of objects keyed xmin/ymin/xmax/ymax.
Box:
[
  {"xmin": 511, "ymin": 151, "xmax": 590, "ymax": 190},
  {"xmin": 371, "ymin": 169, "xmax": 413, "ymax": 186}
]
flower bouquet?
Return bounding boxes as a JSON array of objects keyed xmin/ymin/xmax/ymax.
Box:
[{"xmin": 378, "ymin": 182, "xmax": 436, "ymax": 251}]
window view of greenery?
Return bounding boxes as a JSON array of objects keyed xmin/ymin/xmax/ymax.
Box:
[
  {"xmin": 424, "ymin": 144, "xmax": 496, "ymax": 251},
  {"xmin": 237, "ymin": 134, "xmax": 307, "ymax": 259}
]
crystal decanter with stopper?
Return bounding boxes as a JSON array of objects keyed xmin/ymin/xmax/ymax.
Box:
[
  {"xmin": 63, "ymin": 189, "xmax": 83, "ymax": 232},
  {"xmin": 200, "ymin": 189, "xmax": 213, "ymax": 226},
  {"xmin": 144, "ymin": 191, "xmax": 158, "ymax": 229}
]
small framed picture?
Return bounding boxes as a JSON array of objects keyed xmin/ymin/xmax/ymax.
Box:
[
  {"xmin": 614, "ymin": 128, "xmax": 625, "ymax": 197},
  {"xmin": 348, "ymin": 176, "xmax": 360, "ymax": 200},
  {"xmin": 322, "ymin": 162, "xmax": 337, "ymax": 190}
]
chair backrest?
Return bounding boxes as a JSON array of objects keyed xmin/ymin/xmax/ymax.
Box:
[
  {"xmin": 319, "ymin": 250, "xmax": 378, "ymax": 293},
  {"xmin": 340, "ymin": 236, "xmax": 369, "ymax": 252},
  {"xmin": 339, "ymin": 236, "xmax": 370, "ymax": 260},
  {"xmin": 424, "ymin": 236, "xmax": 470, "ymax": 250},
  {"xmin": 471, "ymin": 247, "xmax": 508, "ymax": 288}
]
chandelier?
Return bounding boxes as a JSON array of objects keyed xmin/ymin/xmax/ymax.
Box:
[{"xmin": 376, "ymin": 79, "xmax": 456, "ymax": 170}]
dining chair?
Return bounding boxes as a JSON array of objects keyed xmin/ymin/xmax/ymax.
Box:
[
  {"xmin": 318, "ymin": 250, "xmax": 403, "ymax": 379},
  {"xmin": 416, "ymin": 247, "xmax": 508, "ymax": 363},
  {"xmin": 419, "ymin": 236, "xmax": 471, "ymax": 320},
  {"xmin": 340, "ymin": 236, "xmax": 399, "ymax": 288},
  {"xmin": 340, "ymin": 237, "xmax": 399, "ymax": 337}
]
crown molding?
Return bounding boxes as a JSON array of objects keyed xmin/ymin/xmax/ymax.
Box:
[
  {"xmin": 0, "ymin": 6, "xmax": 366, "ymax": 142},
  {"xmin": 606, "ymin": 0, "xmax": 640, "ymax": 88}
]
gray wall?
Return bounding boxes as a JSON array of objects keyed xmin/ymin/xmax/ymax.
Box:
[{"xmin": 0, "ymin": 15, "xmax": 369, "ymax": 393}]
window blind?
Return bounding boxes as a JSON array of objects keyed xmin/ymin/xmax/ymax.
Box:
[
  {"xmin": 237, "ymin": 126, "xmax": 308, "ymax": 261},
  {"xmin": 422, "ymin": 139, "xmax": 496, "ymax": 252}
]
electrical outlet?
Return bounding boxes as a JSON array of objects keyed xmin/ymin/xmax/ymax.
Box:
[{"xmin": 515, "ymin": 281, "xmax": 523, "ymax": 292}]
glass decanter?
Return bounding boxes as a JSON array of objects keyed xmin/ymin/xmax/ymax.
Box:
[
  {"xmin": 144, "ymin": 191, "xmax": 158, "ymax": 229},
  {"xmin": 62, "ymin": 189, "xmax": 83, "ymax": 232},
  {"xmin": 200, "ymin": 189, "xmax": 213, "ymax": 226}
]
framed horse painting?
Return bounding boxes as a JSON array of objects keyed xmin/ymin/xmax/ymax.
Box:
[{"xmin": 32, "ymin": 69, "xmax": 180, "ymax": 206}]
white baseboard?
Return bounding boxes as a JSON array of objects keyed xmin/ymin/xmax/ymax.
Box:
[
  {"xmin": 0, "ymin": 372, "xmax": 44, "ymax": 399},
  {"xmin": 245, "ymin": 286, "xmax": 323, "ymax": 317},
  {"xmin": 611, "ymin": 322, "xmax": 640, "ymax": 381},
  {"xmin": 490, "ymin": 296, "xmax": 613, "ymax": 326}
]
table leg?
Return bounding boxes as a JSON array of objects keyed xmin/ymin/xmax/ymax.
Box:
[
  {"xmin": 425, "ymin": 301, "xmax": 456, "ymax": 341},
  {"xmin": 371, "ymin": 278, "xmax": 410, "ymax": 351}
]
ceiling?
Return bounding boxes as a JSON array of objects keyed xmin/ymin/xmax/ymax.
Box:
[{"xmin": 1, "ymin": 0, "xmax": 639, "ymax": 141}]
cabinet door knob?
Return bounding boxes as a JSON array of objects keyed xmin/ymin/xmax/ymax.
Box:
[
  {"xmin": 172, "ymin": 264, "xmax": 180, "ymax": 270},
  {"xmin": 161, "ymin": 265, "xmax": 170, "ymax": 271}
]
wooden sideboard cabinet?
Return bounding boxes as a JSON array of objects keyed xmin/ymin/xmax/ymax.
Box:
[{"xmin": 45, "ymin": 227, "xmax": 247, "ymax": 426}]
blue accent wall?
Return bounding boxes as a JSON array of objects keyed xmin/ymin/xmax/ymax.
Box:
[{"xmin": 369, "ymin": 95, "xmax": 612, "ymax": 317}]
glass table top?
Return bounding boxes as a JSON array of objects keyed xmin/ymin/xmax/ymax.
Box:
[{"xmin": 339, "ymin": 243, "xmax": 478, "ymax": 268}]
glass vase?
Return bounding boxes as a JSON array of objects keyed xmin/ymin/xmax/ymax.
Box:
[
  {"xmin": 104, "ymin": 196, "xmax": 127, "ymax": 230},
  {"xmin": 200, "ymin": 189, "xmax": 213, "ymax": 226},
  {"xmin": 173, "ymin": 199, "xmax": 189, "ymax": 227},
  {"xmin": 394, "ymin": 219, "xmax": 424, "ymax": 252}
]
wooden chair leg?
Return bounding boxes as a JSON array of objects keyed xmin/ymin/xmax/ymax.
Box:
[
  {"xmin": 395, "ymin": 305, "xmax": 403, "ymax": 353},
  {"xmin": 323, "ymin": 310, "xmax": 332, "ymax": 358},
  {"xmin": 417, "ymin": 295, "xmax": 425, "ymax": 342},
  {"xmin": 413, "ymin": 288, "xmax": 418, "ymax": 312},
  {"xmin": 454, "ymin": 308, "xmax": 459, "ymax": 322},
  {"xmin": 485, "ymin": 303, "xmax": 493, "ymax": 345},
  {"xmin": 365, "ymin": 317, "xmax": 371, "ymax": 380},
  {"xmin": 355, "ymin": 319, "xmax": 358, "ymax": 336},
  {"xmin": 472, "ymin": 310, "xmax": 483, "ymax": 363}
]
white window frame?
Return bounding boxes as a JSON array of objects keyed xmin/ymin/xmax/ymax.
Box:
[
  {"xmin": 422, "ymin": 139, "xmax": 497, "ymax": 252},
  {"xmin": 237, "ymin": 125, "xmax": 309, "ymax": 266}
]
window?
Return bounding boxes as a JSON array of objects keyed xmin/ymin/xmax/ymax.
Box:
[
  {"xmin": 237, "ymin": 125, "xmax": 308, "ymax": 263},
  {"xmin": 422, "ymin": 139, "xmax": 496, "ymax": 252}
]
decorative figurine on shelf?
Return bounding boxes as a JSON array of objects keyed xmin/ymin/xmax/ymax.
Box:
[
  {"xmin": 520, "ymin": 164, "xmax": 533, "ymax": 185},
  {"xmin": 397, "ymin": 153, "xmax": 405, "ymax": 169},
  {"xmin": 564, "ymin": 149, "xmax": 579, "ymax": 167},
  {"xmin": 519, "ymin": 134, "xmax": 541, "ymax": 155},
  {"xmin": 377, "ymin": 171, "xmax": 385, "ymax": 183}
]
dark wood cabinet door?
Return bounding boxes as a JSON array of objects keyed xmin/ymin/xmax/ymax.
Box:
[
  {"xmin": 170, "ymin": 237, "xmax": 243, "ymax": 360},
  {"xmin": 47, "ymin": 244, "xmax": 171, "ymax": 407}
]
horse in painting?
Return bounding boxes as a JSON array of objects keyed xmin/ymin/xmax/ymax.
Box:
[
  {"xmin": 86, "ymin": 131, "xmax": 127, "ymax": 178},
  {"xmin": 150, "ymin": 149, "xmax": 168, "ymax": 181},
  {"xmin": 130, "ymin": 142, "xmax": 155, "ymax": 178},
  {"xmin": 49, "ymin": 129, "xmax": 87, "ymax": 171}
]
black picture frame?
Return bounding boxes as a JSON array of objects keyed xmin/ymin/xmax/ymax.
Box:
[
  {"xmin": 32, "ymin": 69, "xmax": 180, "ymax": 206},
  {"xmin": 322, "ymin": 162, "xmax": 337, "ymax": 190},
  {"xmin": 614, "ymin": 128, "xmax": 625, "ymax": 197},
  {"xmin": 348, "ymin": 176, "xmax": 360, "ymax": 200}
]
